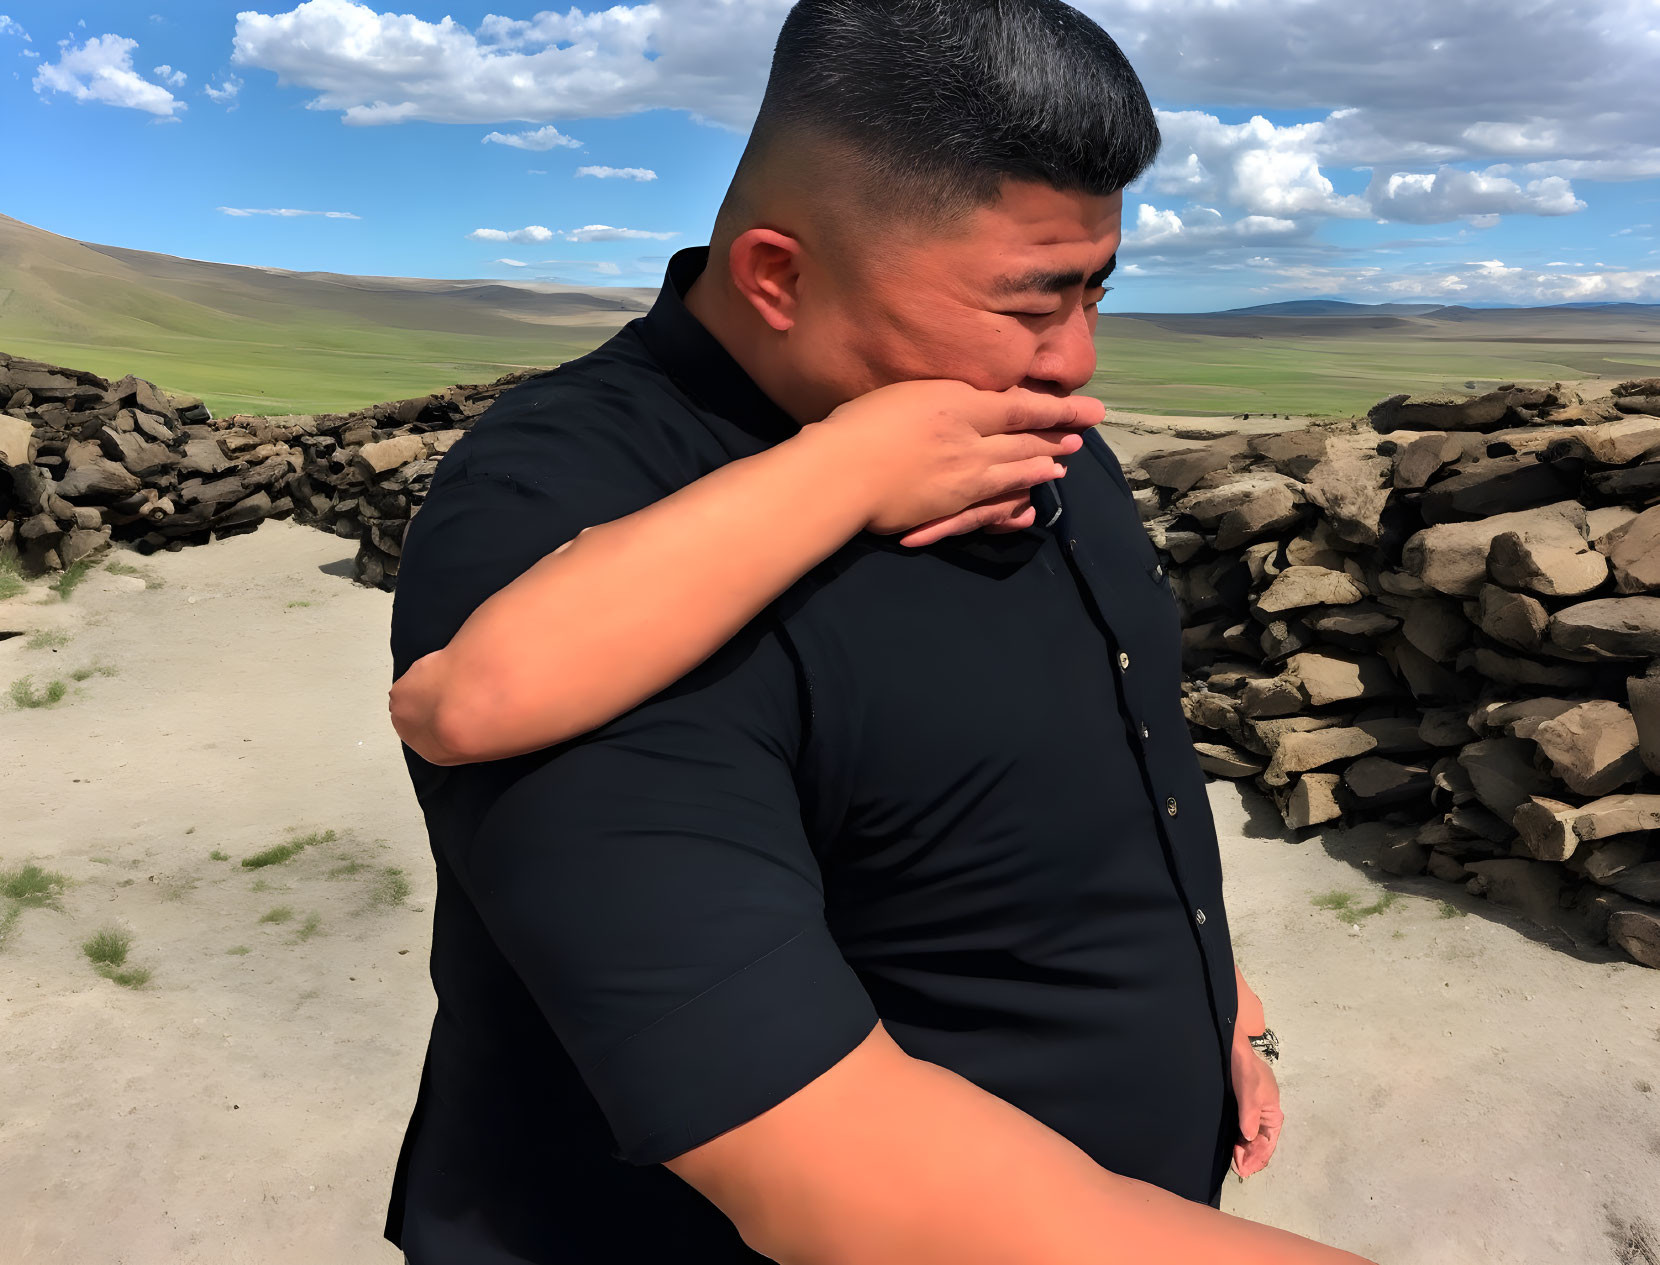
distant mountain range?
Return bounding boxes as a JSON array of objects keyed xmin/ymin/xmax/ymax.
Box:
[
  {"xmin": 2, "ymin": 212, "xmax": 1655, "ymax": 417},
  {"xmin": 1128, "ymin": 299, "xmax": 1660, "ymax": 319}
]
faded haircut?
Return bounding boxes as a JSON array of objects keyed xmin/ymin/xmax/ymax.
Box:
[{"xmin": 715, "ymin": 0, "xmax": 1161, "ymax": 251}]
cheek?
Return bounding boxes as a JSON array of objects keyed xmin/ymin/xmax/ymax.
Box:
[{"xmin": 875, "ymin": 310, "xmax": 1035, "ymax": 388}]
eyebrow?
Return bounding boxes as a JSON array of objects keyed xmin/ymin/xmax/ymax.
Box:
[{"xmin": 988, "ymin": 252, "xmax": 1118, "ymax": 298}]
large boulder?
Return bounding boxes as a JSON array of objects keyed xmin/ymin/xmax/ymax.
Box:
[
  {"xmin": 1486, "ymin": 526, "xmax": 1607, "ymax": 598},
  {"xmin": 1286, "ymin": 651, "xmax": 1396, "ymax": 707},
  {"xmin": 1609, "ymin": 910, "xmax": 1660, "ymax": 968},
  {"xmin": 1547, "ymin": 597, "xmax": 1660, "ymax": 660},
  {"xmin": 1417, "ymin": 454, "xmax": 1580, "ymax": 524},
  {"xmin": 1476, "ymin": 584, "xmax": 1550, "ymax": 652},
  {"xmin": 1369, "ymin": 386, "xmax": 1563, "ymax": 434},
  {"xmin": 1402, "ymin": 500, "xmax": 1588, "ymax": 598},
  {"xmin": 1458, "ymin": 738, "xmax": 1555, "ymax": 825},
  {"xmin": 1175, "ymin": 474, "xmax": 1305, "ymax": 551},
  {"xmin": 1254, "ymin": 565, "xmax": 1366, "ymax": 613},
  {"xmin": 1596, "ymin": 504, "xmax": 1660, "ymax": 594},
  {"xmin": 1529, "ymin": 700, "xmax": 1646, "ymax": 796},
  {"xmin": 1629, "ymin": 672, "xmax": 1660, "ymax": 777},
  {"xmin": 1302, "ymin": 449, "xmax": 1393, "ymax": 545},
  {"xmin": 1514, "ymin": 792, "xmax": 1660, "ymax": 861},
  {"xmin": 1262, "ymin": 726, "xmax": 1378, "ymax": 787}
]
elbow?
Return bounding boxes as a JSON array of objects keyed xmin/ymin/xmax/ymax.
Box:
[{"xmin": 389, "ymin": 652, "xmax": 485, "ymax": 766}]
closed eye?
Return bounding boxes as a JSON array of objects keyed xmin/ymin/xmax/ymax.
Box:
[{"xmin": 1000, "ymin": 285, "xmax": 1114, "ymax": 318}]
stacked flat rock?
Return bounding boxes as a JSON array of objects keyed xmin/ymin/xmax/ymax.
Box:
[
  {"xmin": 0, "ymin": 352, "xmax": 540, "ymax": 589},
  {"xmin": 1136, "ymin": 379, "xmax": 1660, "ymax": 970}
]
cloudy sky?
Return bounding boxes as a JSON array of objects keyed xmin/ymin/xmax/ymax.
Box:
[{"xmin": 3, "ymin": 0, "xmax": 1658, "ymax": 311}]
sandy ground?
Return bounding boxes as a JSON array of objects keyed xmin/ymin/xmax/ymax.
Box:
[{"xmin": 3, "ymin": 518, "xmax": 1659, "ymax": 1264}]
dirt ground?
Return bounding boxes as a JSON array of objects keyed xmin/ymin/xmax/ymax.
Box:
[{"xmin": 2, "ymin": 515, "xmax": 1658, "ymax": 1264}]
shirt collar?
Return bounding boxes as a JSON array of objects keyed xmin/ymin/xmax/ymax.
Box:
[{"xmin": 637, "ymin": 244, "xmax": 1048, "ymax": 567}]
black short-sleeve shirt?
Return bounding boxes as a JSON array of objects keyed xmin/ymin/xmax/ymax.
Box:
[{"xmin": 384, "ymin": 245, "xmax": 1240, "ymax": 1264}]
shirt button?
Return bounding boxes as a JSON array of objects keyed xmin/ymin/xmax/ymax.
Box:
[
  {"xmin": 1153, "ymin": 563, "xmax": 1165, "ymax": 580},
  {"xmin": 1118, "ymin": 651, "xmax": 1131, "ymax": 671},
  {"xmin": 1195, "ymin": 908, "xmax": 1207, "ymax": 925},
  {"xmin": 1140, "ymin": 723, "xmax": 1150, "ymax": 740},
  {"xmin": 1166, "ymin": 797, "xmax": 1179, "ymax": 817}
]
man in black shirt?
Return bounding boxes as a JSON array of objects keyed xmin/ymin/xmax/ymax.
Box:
[{"xmin": 382, "ymin": 2, "xmax": 1344, "ymax": 1262}]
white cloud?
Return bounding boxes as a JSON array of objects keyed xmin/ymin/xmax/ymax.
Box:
[
  {"xmin": 560, "ymin": 224, "xmax": 678, "ymax": 241},
  {"xmin": 494, "ymin": 258, "xmax": 528, "ymax": 267},
  {"xmin": 33, "ymin": 33, "xmax": 185, "ymax": 117},
  {"xmin": 232, "ymin": 0, "xmax": 778, "ymax": 129},
  {"xmin": 576, "ymin": 165, "xmax": 656, "ymax": 181},
  {"xmin": 1365, "ymin": 167, "xmax": 1585, "ymax": 223},
  {"xmin": 204, "ymin": 75, "xmax": 242, "ymax": 104},
  {"xmin": 470, "ymin": 223, "xmax": 676, "ymax": 243},
  {"xmin": 1239, "ymin": 259, "xmax": 1660, "ymax": 305},
  {"xmin": 594, "ymin": 261, "xmax": 622, "ymax": 274},
  {"xmin": 469, "ymin": 225, "xmax": 555, "ymax": 243},
  {"xmin": 1124, "ymin": 202, "xmax": 1309, "ymax": 256},
  {"xmin": 0, "ymin": 15, "xmax": 30, "ymax": 41},
  {"xmin": 153, "ymin": 63, "xmax": 185, "ymax": 87},
  {"xmin": 483, "ymin": 124, "xmax": 581, "ymax": 150},
  {"xmin": 218, "ymin": 206, "xmax": 361, "ymax": 218}
]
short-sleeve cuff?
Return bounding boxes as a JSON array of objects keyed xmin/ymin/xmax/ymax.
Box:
[{"xmin": 593, "ymin": 919, "xmax": 879, "ymax": 1166}]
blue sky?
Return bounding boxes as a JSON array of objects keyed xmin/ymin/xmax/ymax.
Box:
[{"xmin": 2, "ymin": 0, "xmax": 1657, "ymax": 312}]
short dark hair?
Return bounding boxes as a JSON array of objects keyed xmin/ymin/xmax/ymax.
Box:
[{"xmin": 723, "ymin": 0, "xmax": 1160, "ymax": 238}]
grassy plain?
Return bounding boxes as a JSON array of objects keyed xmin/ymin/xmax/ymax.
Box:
[{"xmin": 4, "ymin": 213, "xmax": 1656, "ymax": 419}]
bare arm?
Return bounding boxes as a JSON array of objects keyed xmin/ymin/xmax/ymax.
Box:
[
  {"xmin": 390, "ymin": 382, "xmax": 1097, "ymax": 765},
  {"xmin": 669, "ymin": 1022, "xmax": 1376, "ymax": 1265},
  {"xmin": 1235, "ymin": 960, "xmax": 1267, "ymax": 1034}
]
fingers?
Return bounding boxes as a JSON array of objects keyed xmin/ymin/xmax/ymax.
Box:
[
  {"xmin": 989, "ymin": 386, "xmax": 1106, "ymax": 434},
  {"xmin": 897, "ymin": 491, "xmax": 1035, "ymax": 547}
]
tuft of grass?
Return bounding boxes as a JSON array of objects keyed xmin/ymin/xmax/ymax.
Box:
[
  {"xmin": 209, "ymin": 849, "xmax": 230, "ymax": 861},
  {"xmin": 49, "ymin": 560, "xmax": 93, "ymax": 601},
  {"xmin": 259, "ymin": 905, "xmax": 295, "ymax": 924},
  {"xmin": 102, "ymin": 965, "xmax": 152, "ymax": 988},
  {"xmin": 9, "ymin": 675, "xmax": 68, "ymax": 709},
  {"xmin": 90, "ymin": 856, "xmax": 112, "ymax": 865},
  {"xmin": 250, "ymin": 877, "xmax": 272, "ymax": 892},
  {"xmin": 286, "ymin": 600, "xmax": 312, "ymax": 608},
  {"xmin": 25, "ymin": 629, "xmax": 69, "ymax": 650},
  {"xmin": 1, "ymin": 862, "xmax": 70, "ymax": 906},
  {"xmin": 67, "ymin": 661, "xmax": 119, "ymax": 682},
  {"xmin": 102, "ymin": 559, "xmax": 163, "ymax": 588},
  {"xmin": 368, "ymin": 866, "xmax": 412, "ymax": 909},
  {"xmin": 226, "ymin": 945, "xmax": 251, "ymax": 956},
  {"xmin": 1311, "ymin": 888, "xmax": 1402, "ymax": 927},
  {"xmin": 0, "ymin": 901, "xmax": 22, "ymax": 950},
  {"xmin": 327, "ymin": 860, "xmax": 367, "ymax": 879},
  {"xmin": 1438, "ymin": 900, "xmax": 1467, "ymax": 919},
  {"xmin": 82, "ymin": 925, "xmax": 132, "ymax": 967},
  {"xmin": 241, "ymin": 827, "xmax": 337, "ymax": 870},
  {"xmin": 295, "ymin": 911, "xmax": 323, "ymax": 941},
  {"xmin": 0, "ymin": 550, "xmax": 25, "ymax": 602}
]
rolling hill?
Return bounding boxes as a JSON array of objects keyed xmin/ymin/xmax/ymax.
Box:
[{"xmin": 3, "ymin": 213, "xmax": 1656, "ymax": 418}]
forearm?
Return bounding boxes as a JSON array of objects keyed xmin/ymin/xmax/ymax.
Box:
[
  {"xmin": 747, "ymin": 1055, "xmax": 1368, "ymax": 1265},
  {"xmin": 391, "ymin": 421, "xmax": 871, "ymax": 765},
  {"xmin": 1234, "ymin": 960, "xmax": 1267, "ymax": 1036}
]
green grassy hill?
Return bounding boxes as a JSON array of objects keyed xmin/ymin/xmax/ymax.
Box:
[
  {"xmin": 2, "ymin": 213, "xmax": 1655, "ymax": 418},
  {"xmin": 0, "ymin": 214, "xmax": 651, "ymax": 416}
]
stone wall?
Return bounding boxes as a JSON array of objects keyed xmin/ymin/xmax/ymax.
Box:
[
  {"xmin": 7, "ymin": 350, "xmax": 1660, "ymax": 968},
  {"xmin": 1131, "ymin": 380, "xmax": 1660, "ymax": 970},
  {"xmin": 0, "ymin": 352, "xmax": 538, "ymax": 590}
]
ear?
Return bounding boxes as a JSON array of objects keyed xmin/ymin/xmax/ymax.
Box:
[{"xmin": 725, "ymin": 228, "xmax": 803, "ymax": 333}]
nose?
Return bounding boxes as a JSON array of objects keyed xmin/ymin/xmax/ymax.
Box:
[{"xmin": 1023, "ymin": 305, "xmax": 1098, "ymax": 396}]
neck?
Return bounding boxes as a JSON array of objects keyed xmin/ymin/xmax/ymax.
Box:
[{"xmin": 683, "ymin": 251, "xmax": 827, "ymax": 430}]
